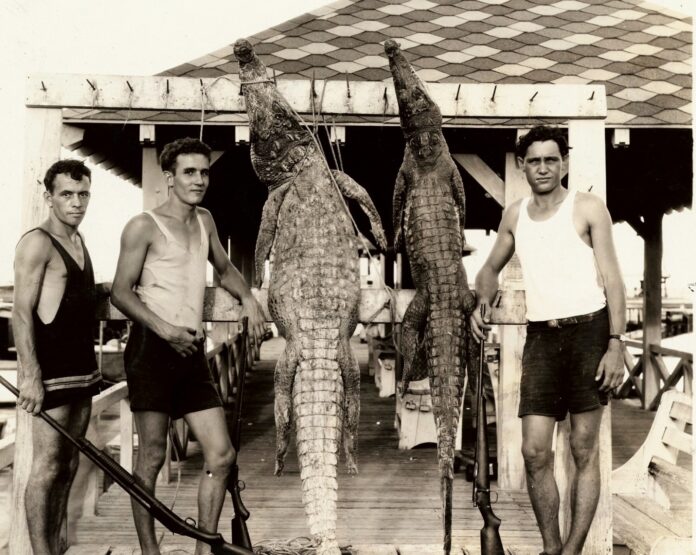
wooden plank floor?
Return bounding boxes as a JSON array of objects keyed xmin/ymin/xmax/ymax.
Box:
[{"xmin": 67, "ymin": 337, "xmax": 659, "ymax": 553}]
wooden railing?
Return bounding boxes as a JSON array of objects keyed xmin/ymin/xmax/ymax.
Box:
[{"xmin": 617, "ymin": 340, "xmax": 693, "ymax": 409}]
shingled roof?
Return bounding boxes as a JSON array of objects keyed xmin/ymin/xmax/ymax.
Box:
[
  {"xmin": 64, "ymin": 0, "xmax": 691, "ymax": 127},
  {"xmin": 163, "ymin": 0, "xmax": 691, "ymax": 126}
]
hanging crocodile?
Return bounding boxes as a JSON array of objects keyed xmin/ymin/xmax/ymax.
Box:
[
  {"xmin": 234, "ymin": 39, "xmax": 387, "ymax": 555},
  {"xmin": 385, "ymin": 39, "xmax": 477, "ymax": 555}
]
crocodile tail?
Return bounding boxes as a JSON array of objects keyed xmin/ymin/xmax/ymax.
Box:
[{"xmin": 294, "ymin": 331, "xmax": 343, "ymax": 555}]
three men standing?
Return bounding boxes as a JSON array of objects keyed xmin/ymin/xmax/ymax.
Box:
[{"xmin": 471, "ymin": 125, "xmax": 626, "ymax": 555}]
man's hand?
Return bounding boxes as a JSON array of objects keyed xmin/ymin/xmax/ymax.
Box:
[
  {"xmin": 164, "ymin": 325, "xmax": 198, "ymax": 357},
  {"xmin": 18, "ymin": 374, "xmax": 45, "ymax": 415},
  {"xmin": 240, "ymin": 295, "xmax": 267, "ymax": 345},
  {"xmin": 470, "ymin": 301, "xmax": 491, "ymax": 342},
  {"xmin": 595, "ymin": 342, "xmax": 625, "ymax": 392}
]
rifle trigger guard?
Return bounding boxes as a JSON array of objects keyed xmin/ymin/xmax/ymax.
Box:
[
  {"xmin": 238, "ymin": 479, "xmax": 246, "ymax": 491},
  {"xmin": 185, "ymin": 516, "xmax": 197, "ymax": 526}
]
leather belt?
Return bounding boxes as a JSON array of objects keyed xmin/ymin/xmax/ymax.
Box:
[{"xmin": 527, "ymin": 307, "xmax": 607, "ymax": 329}]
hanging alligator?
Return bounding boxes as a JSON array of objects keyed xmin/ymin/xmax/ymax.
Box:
[
  {"xmin": 233, "ymin": 39, "xmax": 387, "ymax": 555},
  {"xmin": 385, "ymin": 39, "xmax": 478, "ymax": 555}
]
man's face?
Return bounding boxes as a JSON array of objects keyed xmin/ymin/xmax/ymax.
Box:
[
  {"xmin": 517, "ymin": 140, "xmax": 567, "ymax": 194},
  {"xmin": 45, "ymin": 173, "xmax": 91, "ymax": 228},
  {"xmin": 166, "ymin": 153, "xmax": 210, "ymax": 205}
]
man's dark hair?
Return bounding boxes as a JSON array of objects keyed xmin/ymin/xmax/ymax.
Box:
[
  {"xmin": 159, "ymin": 137, "xmax": 211, "ymax": 173},
  {"xmin": 43, "ymin": 159, "xmax": 91, "ymax": 193},
  {"xmin": 515, "ymin": 125, "xmax": 569, "ymax": 159}
]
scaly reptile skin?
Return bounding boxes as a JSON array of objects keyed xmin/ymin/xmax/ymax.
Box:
[
  {"xmin": 234, "ymin": 40, "xmax": 387, "ymax": 555},
  {"xmin": 385, "ymin": 40, "xmax": 477, "ymax": 555}
]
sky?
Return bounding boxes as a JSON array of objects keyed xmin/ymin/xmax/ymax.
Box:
[{"xmin": 0, "ymin": 0, "xmax": 693, "ymax": 296}]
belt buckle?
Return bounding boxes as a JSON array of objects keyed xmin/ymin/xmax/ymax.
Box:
[{"xmin": 548, "ymin": 319, "xmax": 559, "ymax": 328}]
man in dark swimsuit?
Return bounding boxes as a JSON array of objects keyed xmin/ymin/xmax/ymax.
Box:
[{"xmin": 13, "ymin": 159, "xmax": 102, "ymax": 554}]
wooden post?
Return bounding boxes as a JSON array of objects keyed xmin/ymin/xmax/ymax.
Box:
[
  {"xmin": 11, "ymin": 108, "xmax": 63, "ymax": 555},
  {"xmin": 497, "ymin": 147, "xmax": 531, "ymax": 491},
  {"xmin": 642, "ymin": 211, "xmax": 663, "ymax": 409},
  {"xmin": 140, "ymin": 124, "xmax": 166, "ymax": 210},
  {"xmin": 556, "ymin": 119, "xmax": 611, "ymax": 554}
]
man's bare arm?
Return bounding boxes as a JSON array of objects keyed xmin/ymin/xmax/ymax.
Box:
[
  {"xmin": 470, "ymin": 202, "xmax": 519, "ymax": 339},
  {"xmin": 203, "ymin": 210, "xmax": 267, "ymax": 343},
  {"xmin": 12, "ymin": 232, "xmax": 51, "ymax": 414},
  {"xmin": 111, "ymin": 215, "xmax": 198, "ymax": 356},
  {"xmin": 583, "ymin": 194, "xmax": 626, "ymax": 391}
]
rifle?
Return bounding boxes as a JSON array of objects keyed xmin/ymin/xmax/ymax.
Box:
[
  {"xmin": 472, "ymin": 306, "xmax": 505, "ymax": 555},
  {"xmin": 0, "ymin": 375, "xmax": 254, "ymax": 555},
  {"xmin": 228, "ymin": 317, "xmax": 252, "ymax": 549}
]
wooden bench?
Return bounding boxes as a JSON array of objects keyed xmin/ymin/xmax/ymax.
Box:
[{"xmin": 612, "ymin": 389, "xmax": 692, "ymax": 554}]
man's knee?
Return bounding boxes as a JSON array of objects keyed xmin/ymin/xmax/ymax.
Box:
[
  {"xmin": 205, "ymin": 444, "xmax": 236, "ymax": 475},
  {"xmin": 569, "ymin": 435, "xmax": 598, "ymax": 470},
  {"xmin": 521, "ymin": 442, "xmax": 553, "ymax": 473},
  {"xmin": 136, "ymin": 437, "xmax": 168, "ymax": 474}
]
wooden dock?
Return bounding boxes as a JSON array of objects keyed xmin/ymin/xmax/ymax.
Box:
[{"xmin": 50, "ymin": 338, "xmax": 661, "ymax": 553}]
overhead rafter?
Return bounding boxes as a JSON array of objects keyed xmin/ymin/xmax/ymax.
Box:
[{"xmin": 27, "ymin": 74, "xmax": 607, "ymax": 120}]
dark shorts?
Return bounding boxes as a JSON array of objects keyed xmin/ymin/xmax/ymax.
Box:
[
  {"xmin": 124, "ymin": 323, "xmax": 222, "ymax": 419},
  {"xmin": 518, "ymin": 308, "xmax": 610, "ymax": 421}
]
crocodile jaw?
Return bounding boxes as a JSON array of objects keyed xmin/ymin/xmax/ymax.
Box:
[
  {"xmin": 384, "ymin": 39, "xmax": 445, "ymax": 163},
  {"xmin": 234, "ymin": 38, "xmax": 313, "ymax": 190}
]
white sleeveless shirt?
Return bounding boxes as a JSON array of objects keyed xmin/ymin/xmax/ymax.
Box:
[
  {"xmin": 136, "ymin": 209, "xmax": 208, "ymax": 336},
  {"xmin": 514, "ymin": 190, "xmax": 606, "ymax": 321}
]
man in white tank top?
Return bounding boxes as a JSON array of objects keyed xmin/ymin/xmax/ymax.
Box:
[
  {"xmin": 470, "ymin": 126, "xmax": 626, "ymax": 555},
  {"xmin": 112, "ymin": 138, "xmax": 266, "ymax": 555}
]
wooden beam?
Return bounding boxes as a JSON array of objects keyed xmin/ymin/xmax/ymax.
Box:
[
  {"xmin": 568, "ymin": 119, "xmax": 607, "ymax": 199},
  {"xmin": 496, "ymin": 144, "xmax": 532, "ymax": 491},
  {"xmin": 642, "ymin": 211, "xmax": 663, "ymax": 409},
  {"xmin": 95, "ymin": 286, "xmax": 526, "ymax": 325},
  {"xmin": 27, "ymin": 74, "xmax": 607, "ymax": 119},
  {"xmin": 558, "ymin": 118, "xmax": 612, "ymax": 554},
  {"xmin": 211, "ymin": 150, "xmax": 224, "ymax": 165},
  {"xmin": 140, "ymin": 125, "xmax": 165, "ymax": 210},
  {"xmin": 61, "ymin": 124, "xmax": 84, "ymax": 150},
  {"xmin": 12, "ymin": 107, "xmax": 64, "ymax": 555},
  {"xmin": 452, "ymin": 153, "xmax": 504, "ymax": 207}
]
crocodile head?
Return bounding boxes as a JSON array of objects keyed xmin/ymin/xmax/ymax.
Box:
[
  {"xmin": 384, "ymin": 39, "xmax": 445, "ymax": 164},
  {"xmin": 234, "ymin": 39, "xmax": 314, "ymax": 190}
]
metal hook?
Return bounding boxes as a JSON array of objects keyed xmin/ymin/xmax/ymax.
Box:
[
  {"xmin": 166, "ymin": 79, "xmax": 170, "ymax": 95},
  {"xmin": 40, "ymin": 81, "xmax": 47, "ymax": 92},
  {"xmin": 490, "ymin": 85, "xmax": 497, "ymax": 102},
  {"xmin": 589, "ymin": 90, "xmax": 595, "ymax": 100},
  {"xmin": 126, "ymin": 80, "xmax": 134, "ymax": 93},
  {"xmin": 455, "ymin": 84, "xmax": 461, "ymax": 101},
  {"xmin": 310, "ymin": 70, "xmax": 317, "ymax": 98},
  {"xmin": 530, "ymin": 91, "xmax": 538, "ymax": 102},
  {"xmin": 86, "ymin": 79, "xmax": 96, "ymax": 91},
  {"xmin": 346, "ymin": 73, "xmax": 351, "ymax": 99},
  {"xmin": 272, "ymin": 68, "xmax": 277, "ymax": 86},
  {"xmin": 383, "ymin": 87, "xmax": 388, "ymax": 103}
]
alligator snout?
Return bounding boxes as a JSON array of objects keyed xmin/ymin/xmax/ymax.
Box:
[
  {"xmin": 384, "ymin": 39, "xmax": 400, "ymax": 57},
  {"xmin": 234, "ymin": 39, "xmax": 254, "ymax": 63}
]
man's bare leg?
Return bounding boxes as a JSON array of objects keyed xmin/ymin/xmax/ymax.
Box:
[
  {"xmin": 25, "ymin": 398, "xmax": 91, "ymax": 555},
  {"xmin": 562, "ymin": 408, "xmax": 602, "ymax": 555},
  {"xmin": 522, "ymin": 415, "xmax": 562, "ymax": 555},
  {"xmin": 184, "ymin": 407, "xmax": 235, "ymax": 555},
  {"xmin": 132, "ymin": 411, "xmax": 169, "ymax": 555}
]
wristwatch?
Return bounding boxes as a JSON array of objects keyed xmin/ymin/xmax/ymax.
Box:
[{"xmin": 609, "ymin": 333, "xmax": 628, "ymax": 343}]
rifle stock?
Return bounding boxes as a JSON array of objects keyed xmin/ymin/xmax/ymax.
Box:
[
  {"xmin": 0, "ymin": 374, "xmax": 253, "ymax": 555},
  {"xmin": 228, "ymin": 317, "xmax": 253, "ymax": 549},
  {"xmin": 473, "ymin": 328, "xmax": 505, "ymax": 555}
]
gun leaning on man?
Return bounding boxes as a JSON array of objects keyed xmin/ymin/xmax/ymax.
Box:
[
  {"xmin": 472, "ymin": 306, "xmax": 505, "ymax": 555},
  {"xmin": 0, "ymin": 376, "xmax": 254, "ymax": 555}
]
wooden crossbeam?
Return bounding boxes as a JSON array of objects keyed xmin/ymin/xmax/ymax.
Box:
[
  {"xmin": 452, "ymin": 153, "xmax": 505, "ymax": 207},
  {"xmin": 27, "ymin": 74, "xmax": 607, "ymax": 119}
]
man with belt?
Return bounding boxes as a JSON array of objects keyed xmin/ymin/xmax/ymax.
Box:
[
  {"xmin": 112, "ymin": 137, "xmax": 266, "ymax": 555},
  {"xmin": 470, "ymin": 125, "xmax": 626, "ymax": 555},
  {"xmin": 13, "ymin": 159, "xmax": 102, "ymax": 554}
]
